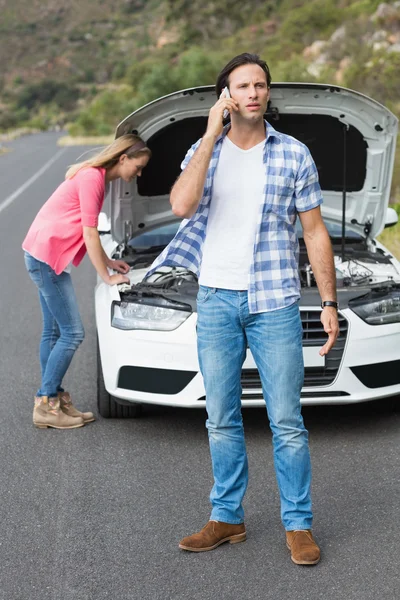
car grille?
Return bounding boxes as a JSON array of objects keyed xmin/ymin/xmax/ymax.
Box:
[{"xmin": 241, "ymin": 310, "xmax": 348, "ymax": 389}]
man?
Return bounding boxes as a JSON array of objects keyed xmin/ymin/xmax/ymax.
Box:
[{"xmin": 146, "ymin": 53, "xmax": 339, "ymax": 565}]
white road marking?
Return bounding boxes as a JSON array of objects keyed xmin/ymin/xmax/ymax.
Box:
[{"xmin": 0, "ymin": 147, "xmax": 67, "ymax": 215}]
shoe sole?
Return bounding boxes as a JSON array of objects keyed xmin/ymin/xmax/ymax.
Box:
[
  {"xmin": 179, "ymin": 532, "xmax": 246, "ymax": 552},
  {"xmin": 286, "ymin": 542, "xmax": 320, "ymax": 565},
  {"xmin": 34, "ymin": 422, "xmax": 84, "ymax": 429},
  {"xmin": 61, "ymin": 413, "xmax": 95, "ymax": 423}
]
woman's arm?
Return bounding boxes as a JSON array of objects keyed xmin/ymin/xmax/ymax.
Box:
[{"xmin": 83, "ymin": 226, "xmax": 129, "ymax": 285}]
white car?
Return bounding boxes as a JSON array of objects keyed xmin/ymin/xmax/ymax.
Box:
[{"xmin": 95, "ymin": 83, "xmax": 400, "ymax": 418}]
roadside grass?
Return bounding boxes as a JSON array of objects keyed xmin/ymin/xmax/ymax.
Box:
[
  {"xmin": 377, "ymin": 203, "xmax": 400, "ymax": 259},
  {"xmin": 57, "ymin": 135, "xmax": 114, "ymax": 146},
  {"xmin": 0, "ymin": 127, "xmax": 40, "ymax": 141},
  {"xmin": 377, "ymin": 224, "xmax": 400, "ymax": 259}
]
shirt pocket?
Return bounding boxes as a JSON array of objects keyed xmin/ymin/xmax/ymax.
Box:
[{"xmin": 267, "ymin": 174, "xmax": 295, "ymax": 217}]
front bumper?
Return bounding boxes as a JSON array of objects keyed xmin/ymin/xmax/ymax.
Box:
[{"xmin": 96, "ymin": 289, "xmax": 400, "ymax": 407}]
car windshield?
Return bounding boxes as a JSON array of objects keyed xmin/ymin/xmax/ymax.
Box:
[{"xmin": 128, "ymin": 219, "xmax": 364, "ymax": 250}]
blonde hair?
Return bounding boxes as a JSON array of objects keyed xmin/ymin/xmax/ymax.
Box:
[{"xmin": 65, "ymin": 134, "xmax": 151, "ymax": 179}]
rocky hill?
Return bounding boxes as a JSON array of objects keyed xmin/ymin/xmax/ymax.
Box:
[
  {"xmin": 1, "ymin": 1, "xmax": 399, "ymax": 121},
  {"xmin": 1, "ymin": 0, "xmax": 400, "ymax": 200}
]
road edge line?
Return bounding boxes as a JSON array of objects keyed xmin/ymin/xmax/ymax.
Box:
[{"xmin": 0, "ymin": 147, "xmax": 67, "ymax": 215}]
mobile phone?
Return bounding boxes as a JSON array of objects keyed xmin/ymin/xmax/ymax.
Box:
[{"xmin": 222, "ymin": 86, "xmax": 230, "ymax": 119}]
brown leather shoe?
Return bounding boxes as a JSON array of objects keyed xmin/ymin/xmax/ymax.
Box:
[
  {"xmin": 286, "ymin": 530, "xmax": 320, "ymax": 565},
  {"xmin": 179, "ymin": 521, "xmax": 246, "ymax": 552}
]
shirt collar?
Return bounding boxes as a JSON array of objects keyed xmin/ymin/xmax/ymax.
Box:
[{"xmin": 216, "ymin": 119, "xmax": 281, "ymax": 145}]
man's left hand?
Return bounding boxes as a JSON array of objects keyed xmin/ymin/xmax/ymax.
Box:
[
  {"xmin": 319, "ymin": 307, "xmax": 339, "ymax": 356},
  {"xmin": 108, "ymin": 259, "xmax": 130, "ymax": 274}
]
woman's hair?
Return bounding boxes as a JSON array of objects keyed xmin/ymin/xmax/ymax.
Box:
[
  {"xmin": 215, "ymin": 53, "xmax": 271, "ymax": 96},
  {"xmin": 65, "ymin": 134, "xmax": 152, "ymax": 179}
]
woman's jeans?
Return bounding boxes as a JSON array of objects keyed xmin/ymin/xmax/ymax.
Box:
[
  {"xmin": 24, "ymin": 252, "xmax": 85, "ymax": 398},
  {"xmin": 196, "ymin": 286, "xmax": 312, "ymax": 531}
]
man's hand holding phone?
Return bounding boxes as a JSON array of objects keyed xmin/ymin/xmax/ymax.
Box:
[
  {"xmin": 204, "ymin": 86, "xmax": 238, "ymax": 141},
  {"xmin": 222, "ymin": 87, "xmax": 231, "ymax": 119}
]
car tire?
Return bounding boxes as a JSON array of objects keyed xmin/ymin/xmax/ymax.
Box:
[{"xmin": 97, "ymin": 339, "xmax": 142, "ymax": 418}]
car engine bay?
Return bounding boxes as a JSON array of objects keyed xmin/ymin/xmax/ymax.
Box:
[{"xmin": 113, "ymin": 236, "xmax": 399, "ymax": 303}]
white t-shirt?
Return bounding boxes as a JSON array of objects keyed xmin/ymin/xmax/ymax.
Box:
[{"xmin": 199, "ymin": 136, "xmax": 265, "ymax": 290}]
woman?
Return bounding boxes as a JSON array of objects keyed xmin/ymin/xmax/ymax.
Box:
[{"xmin": 22, "ymin": 134, "xmax": 151, "ymax": 429}]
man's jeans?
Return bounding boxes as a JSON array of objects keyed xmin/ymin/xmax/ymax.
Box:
[
  {"xmin": 24, "ymin": 252, "xmax": 85, "ymax": 398},
  {"xmin": 196, "ymin": 286, "xmax": 312, "ymax": 531}
]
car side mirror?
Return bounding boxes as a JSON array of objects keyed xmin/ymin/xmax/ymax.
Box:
[
  {"xmin": 98, "ymin": 212, "xmax": 111, "ymax": 234},
  {"xmin": 384, "ymin": 206, "xmax": 398, "ymax": 229}
]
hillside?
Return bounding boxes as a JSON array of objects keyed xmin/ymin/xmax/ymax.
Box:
[{"xmin": 1, "ymin": 0, "xmax": 400, "ymax": 197}]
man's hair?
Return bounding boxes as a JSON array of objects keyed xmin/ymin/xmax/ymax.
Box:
[{"xmin": 215, "ymin": 53, "xmax": 271, "ymax": 96}]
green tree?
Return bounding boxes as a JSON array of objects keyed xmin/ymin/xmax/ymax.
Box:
[
  {"xmin": 174, "ymin": 48, "xmax": 224, "ymax": 88},
  {"xmin": 136, "ymin": 63, "xmax": 178, "ymax": 104}
]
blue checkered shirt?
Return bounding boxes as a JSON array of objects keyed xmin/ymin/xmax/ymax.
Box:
[{"xmin": 146, "ymin": 121, "xmax": 323, "ymax": 313}]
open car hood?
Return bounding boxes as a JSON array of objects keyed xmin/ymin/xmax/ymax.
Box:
[{"xmin": 111, "ymin": 83, "xmax": 398, "ymax": 243}]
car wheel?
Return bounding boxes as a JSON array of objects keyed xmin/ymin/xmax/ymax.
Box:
[{"xmin": 97, "ymin": 339, "xmax": 142, "ymax": 418}]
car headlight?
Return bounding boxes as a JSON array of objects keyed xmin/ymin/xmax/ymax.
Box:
[
  {"xmin": 111, "ymin": 299, "xmax": 191, "ymax": 331},
  {"xmin": 350, "ymin": 290, "xmax": 400, "ymax": 325}
]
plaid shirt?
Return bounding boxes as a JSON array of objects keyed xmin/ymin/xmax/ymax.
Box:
[{"xmin": 146, "ymin": 121, "xmax": 323, "ymax": 313}]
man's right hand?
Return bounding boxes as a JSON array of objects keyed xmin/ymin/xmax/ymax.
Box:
[
  {"xmin": 205, "ymin": 94, "xmax": 238, "ymax": 140},
  {"xmin": 169, "ymin": 93, "xmax": 237, "ymax": 219}
]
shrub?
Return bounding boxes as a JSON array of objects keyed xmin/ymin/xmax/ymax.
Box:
[
  {"xmin": 67, "ymin": 87, "xmax": 138, "ymax": 136},
  {"xmin": 280, "ymin": 0, "xmax": 344, "ymax": 49},
  {"xmin": 16, "ymin": 80, "xmax": 79, "ymax": 111},
  {"xmin": 174, "ymin": 47, "xmax": 224, "ymax": 88},
  {"xmin": 343, "ymin": 50, "xmax": 400, "ymax": 106},
  {"xmin": 273, "ymin": 56, "xmax": 318, "ymax": 83},
  {"xmin": 0, "ymin": 109, "xmax": 18, "ymax": 131},
  {"xmin": 344, "ymin": 0, "xmax": 385, "ymax": 18},
  {"xmin": 136, "ymin": 63, "xmax": 179, "ymax": 104}
]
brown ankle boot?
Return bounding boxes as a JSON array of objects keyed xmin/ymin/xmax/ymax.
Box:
[
  {"xmin": 58, "ymin": 392, "xmax": 95, "ymax": 423},
  {"xmin": 179, "ymin": 521, "xmax": 246, "ymax": 552},
  {"xmin": 33, "ymin": 396, "xmax": 84, "ymax": 429},
  {"xmin": 286, "ymin": 530, "xmax": 320, "ymax": 565}
]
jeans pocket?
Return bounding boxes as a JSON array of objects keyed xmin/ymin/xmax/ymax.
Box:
[
  {"xmin": 197, "ymin": 286, "xmax": 213, "ymax": 304},
  {"xmin": 24, "ymin": 255, "xmax": 44, "ymax": 288}
]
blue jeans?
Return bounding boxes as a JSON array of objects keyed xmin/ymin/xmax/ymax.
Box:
[
  {"xmin": 24, "ymin": 252, "xmax": 85, "ymax": 398},
  {"xmin": 196, "ymin": 286, "xmax": 312, "ymax": 531}
]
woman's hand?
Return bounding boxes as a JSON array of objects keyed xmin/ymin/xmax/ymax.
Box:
[
  {"xmin": 83, "ymin": 226, "xmax": 131, "ymax": 285},
  {"xmin": 105, "ymin": 259, "xmax": 130, "ymax": 285},
  {"xmin": 107, "ymin": 259, "xmax": 130, "ymax": 274},
  {"xmin": 107, "ymin": 273, "xmax": 130, "ymax": 286}
]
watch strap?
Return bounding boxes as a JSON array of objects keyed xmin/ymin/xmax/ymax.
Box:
[{"xmin": 321, "ymin": 300, "xmax": 338, "ymax": 309}]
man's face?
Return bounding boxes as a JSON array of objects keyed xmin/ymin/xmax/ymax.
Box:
[{"xmin": 227, "ymin": 63, "xmax": 270, "ymax": 123}]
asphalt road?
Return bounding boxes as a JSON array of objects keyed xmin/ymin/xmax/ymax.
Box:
[{"xmin": 0, "ymin": 132, "xmax": 399, "ymax": 600}]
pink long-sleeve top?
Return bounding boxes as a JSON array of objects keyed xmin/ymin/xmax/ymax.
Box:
[{"xmin": 22, "ymin": 167, "xmax": 107, "ymax": 275}]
